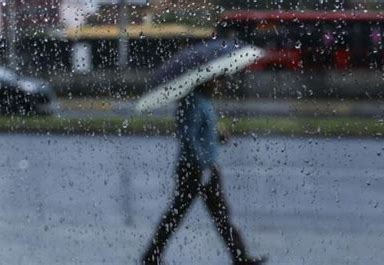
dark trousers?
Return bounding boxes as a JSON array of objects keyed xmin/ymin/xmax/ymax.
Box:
[{"xmin": 142, "ymin": 159, "xmax": 249, "ymax": 264}]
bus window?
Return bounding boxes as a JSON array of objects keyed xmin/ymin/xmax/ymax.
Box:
[
  {"xmin": 350, "ymin": 22, "xmax": 370, "ymax": 67},
  {"xmin": 218, "ymin": 12, "xmax": 384, "ymax": 70}
]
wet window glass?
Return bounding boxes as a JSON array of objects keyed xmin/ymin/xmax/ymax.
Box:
[{"xmin": 0, "ymin": 1, "xmax": 383, "ymax": 265}]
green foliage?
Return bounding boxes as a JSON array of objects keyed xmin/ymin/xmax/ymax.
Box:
[{"xmin": 0, "ymin": 115, "xmax": 383, "ymax": 138}]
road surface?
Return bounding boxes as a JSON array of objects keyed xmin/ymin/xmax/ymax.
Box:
[{"xmin": 0, "ymin": 134, "xmax": 383, "ymax": 265}]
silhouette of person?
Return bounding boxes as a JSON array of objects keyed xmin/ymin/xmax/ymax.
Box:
[{"xmin": 142, "ymin": 79, "xmax": 267, "ymax": 265}]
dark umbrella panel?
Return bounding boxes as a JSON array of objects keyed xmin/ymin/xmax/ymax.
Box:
[{"xmin": 136, "ymin": 39, "xmax": 264, "ymax": 112}]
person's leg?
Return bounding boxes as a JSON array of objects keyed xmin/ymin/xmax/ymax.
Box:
[
  {"xmin": 142, "ymin": 161, "xmax": 201, "ymax": 264},
  {"xmin": 202, "ymin": 165, "xmax": 266, "ymax": 265}
]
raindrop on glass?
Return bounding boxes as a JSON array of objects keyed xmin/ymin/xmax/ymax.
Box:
[{"xmin": 295, "ymin": 41, "xmax": 302, "ymax": 49}]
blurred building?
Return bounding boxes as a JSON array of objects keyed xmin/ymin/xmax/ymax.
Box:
[
  {"xmin": 1, "ymin": 0, "xmax": 384, "ymax": 36},
  {"xmin": 60, "ymin": 0, "xmax": 99, "ymax": 28},
  {"xmin": 150, "ymin": 0, "xmax": 214, "ymax": 12},
  {"xmin": 0, "ymin": 0, "xmax": 60, "ymax": 33},
  {"xmin": 9, "ymin": 0, "xmax": 383, "ymax": 33},
  {"xmin": 84, "ymin": 0, "xmax": 216, "ymax": 26}
]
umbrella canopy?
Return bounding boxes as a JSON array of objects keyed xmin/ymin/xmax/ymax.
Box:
[{"xmin": 136, "ymin": 39, "xmax": 264, "ymax": 112}]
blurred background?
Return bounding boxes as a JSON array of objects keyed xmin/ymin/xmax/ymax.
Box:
[
  {"xmin": 1, "ymin": 0, "xmax": 384, "ymax": 118},
  {"xmin": 0, "ymin": 1, "xmax": 384, "ymax": 265}
]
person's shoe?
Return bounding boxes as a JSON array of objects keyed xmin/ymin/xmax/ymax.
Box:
[
  {"xmin": 142, "ymin": 256, "xmax": 161, "ymax": 265},
  {"xmin": 234, "ymin": 255, "xmax": 268, "ymax": 265},
  {"xmin": 141, "ymin": 252, "xmax": 162, "ymax": 265}
]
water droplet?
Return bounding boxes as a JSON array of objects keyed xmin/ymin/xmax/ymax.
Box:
[
  {"xmin": 295, "ymin": 41, "xmax": 302, "ymax": 49},
  {"xmin": 122, "ymin": 119, "xmax": 129, "ymax": 129},
  {"xmin": 296, "ymin": 91, "xmax": 303, "ymax": 99},
  {"xmin": 18, "ymin": 159, "xmax": 29, "ymax": 170}
]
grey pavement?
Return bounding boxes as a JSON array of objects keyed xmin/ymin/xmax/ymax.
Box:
[{"xmin": 0, "ymin": 135, "xmax": 383, "ymax": 265}]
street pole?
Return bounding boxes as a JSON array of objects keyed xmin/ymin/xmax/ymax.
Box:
[
  {"xmin": 118, "ymin": 0, "xmax": 129, "ymax": 69},
  {"xmin": 4, "ymin": 0, "xmax": 17, "ymax": 70}
]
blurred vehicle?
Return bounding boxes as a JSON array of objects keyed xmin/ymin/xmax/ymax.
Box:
[
  {"xmin": 218, "ymin": 10, "xmax": 384, "ymax": 98},
  {"xmin": 0, "ymin": 66, "xmax": 56, "ymax": 115}
]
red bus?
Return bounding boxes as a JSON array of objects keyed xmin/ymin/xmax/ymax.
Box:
[{"xmin": 217, "ymin": 10, "xmax": 384, "ymax": 97}]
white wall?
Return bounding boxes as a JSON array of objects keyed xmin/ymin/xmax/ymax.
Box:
[
  {"xmin": 59, "ymin": 0, "xmax": 148, "ymax": 28},
  {"xmin": 60, "ymin": 0, "xmax": 99, "ymax": 28}
]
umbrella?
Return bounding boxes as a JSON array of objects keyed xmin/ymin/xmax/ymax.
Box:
[{"xmin": 136, "ymin": 39, "xmax": 264, "ymax": 112}]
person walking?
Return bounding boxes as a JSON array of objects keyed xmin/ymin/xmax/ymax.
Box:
[{"xmin": 137, "ymin": 39, "xmax": 266, "ymax": 265}]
